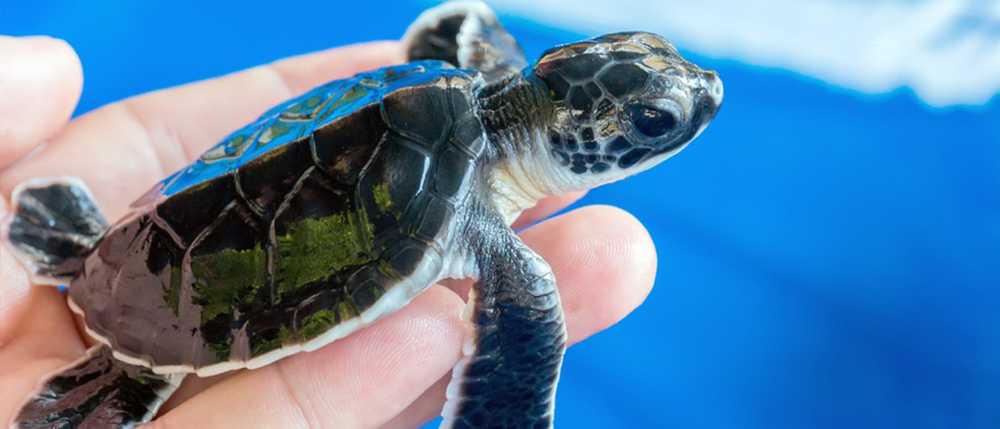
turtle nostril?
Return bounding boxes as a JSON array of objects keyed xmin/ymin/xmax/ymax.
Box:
[
  {"xmin": 696, "ymin": 82, "xmax": 722, "ymax": 124},
  {"xmin": 705, "ymin": 71, "xmax": 724, "ymax": 107}
]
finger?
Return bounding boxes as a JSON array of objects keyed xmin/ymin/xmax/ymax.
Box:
[
  {"xmin": 0, "ymin": 288, "xmax": 83, "ymax": 361},
  {"xmin": 385, "ymin": 204, "xmax": 658, "ymax": 428},
  {"xmin": 0, "ymin": 36, "xmax": 83, "ymax": 168},
  {"xmin": 526, "ymin": 205, "xmax": 657, "ymax": 338},
  {"xmin": 381, "ymin": 377, "xmax": 449, "ymax": 429},
  {"xmin": 511, "ymin": 190, "xmax": 587, "ymax": 230},
  {"xmin": 0, "ymin": 287, "xmax": 86, "ymax": 424},
  {"xmin": 0, "ymin": 197, "xmax": 85, "ymax": 352},
  {"xmin": 151, "ymin": 286, "xmax": 466, "ymax": 429},
  {"xmin": 157, "ymin": 369, "xmax": 229, "ymax": 414},
  {"xmin": 0, "ymin": 41, "xmax": 403, "ymax": 220},
  {"xmin": 119, "ymin": 41, "xmax": 404, "ymax": 171},
  {"xmin": 0, "ymin": 198, "xmax": 29, "ymax": 335}
]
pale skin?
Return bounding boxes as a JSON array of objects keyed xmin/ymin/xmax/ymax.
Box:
[{"xmin": 0, "ymin": 36, "xmax": 657, "ymax": 428}]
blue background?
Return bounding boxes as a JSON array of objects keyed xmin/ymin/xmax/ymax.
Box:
[{"xmin": 5, "ymin": 1, "xmax": 999, "ymax": 427}]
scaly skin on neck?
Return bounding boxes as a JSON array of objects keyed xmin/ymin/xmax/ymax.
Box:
[{"xmin": 475, "ymin": 71, "xmax": 577, "ymax": 224}]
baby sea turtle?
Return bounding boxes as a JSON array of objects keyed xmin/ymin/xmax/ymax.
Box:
[{"xmin": 5, "ymin": 2, "xmax": 722, "ymax": 428}]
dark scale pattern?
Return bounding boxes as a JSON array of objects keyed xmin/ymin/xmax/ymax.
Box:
[
  {"xmin": 448, "ymin": 206, "xmax": 566, "ymax": 429},
  {"xmin": 591, "ymin": 162, "xmax": 610, "ymax": 173},
  {"xmin": 188, "ymin": 202, "xmax": 266, "ymax": 361},
  {"xmin": 567, "ymin": 86, "xmax": 593, "ymax": 114},
  {"xmin": 564, "ymin": 135, "xmax": 578, "ymax": 152},
  {"xmin": 598, "ymin": 63, "xmax": 648, "ymax": 99},
  {"xmin": 543, "ymin": 72, "xmax": 570, "ymax": 100},
  {"xmin": 607, "ymin": 136, "xmax": 632, "ymax": 153},
  {"xmin": 14, "ymin": 346, "xmax": 176, "ymax": 429},
  {"xmin": 154, "ymin": 177, "xmax": 236, "ymax": 247},
  {"xmin": 619, "ymin": 147, "xmax": 651, "ymax": 169},
  {"xmin": 556, "ymin": 53, "xmax": 605, "ymax": 81},
  {"xmin": 533, "ymin": 32, "xmax": 698, "ymax": 177},
  {"xmin": 310, "ymin": 103, "xmax": 385, "ymax": 184},
  {"xmin": 234, "ymin": 134, "xmax": 313, "ymax": 218},
  {"xmin": 67, "ymin": 63, "xmax": 484, "ymax": 370}
]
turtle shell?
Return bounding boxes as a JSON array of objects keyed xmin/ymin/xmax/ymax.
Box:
[{"xmin": 68, "ymin": 61, "xmax": 486, "ymax": 375}]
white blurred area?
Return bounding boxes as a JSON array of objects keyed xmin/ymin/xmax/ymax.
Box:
[{"xmin": 491, "ymin": 0, "xmax": 1000, "ymax": 107}]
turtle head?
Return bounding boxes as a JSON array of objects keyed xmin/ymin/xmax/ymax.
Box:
[{"xmin": 531, "ymin": 32, "xmax": 723, "ymax": 189}]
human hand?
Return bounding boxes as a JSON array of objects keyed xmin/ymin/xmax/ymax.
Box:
[{"xmin": 0, "ymin": 36, "xmax": 656, "ymax": 428}]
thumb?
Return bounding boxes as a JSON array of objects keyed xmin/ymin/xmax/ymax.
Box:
[{"xmin": 0, "ymin": 35, "xmax": 83, "ymax": 169}]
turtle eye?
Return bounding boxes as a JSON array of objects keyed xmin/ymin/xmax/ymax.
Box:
[{"xmin": 626, "ymin": 104, "xmax": 677, "ymax": 138}]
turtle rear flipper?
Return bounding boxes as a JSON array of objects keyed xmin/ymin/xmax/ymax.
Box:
[
  {"xmin": 2, "ymin": 177, "xmax": 108, "ymax": 285},
  {"xmin": 403, "ymin": 0, "xmax": 527, "ymax": 82},
  {"xmin": 13, "ymin": 345, "xmax": 184, "ymax": 429}
]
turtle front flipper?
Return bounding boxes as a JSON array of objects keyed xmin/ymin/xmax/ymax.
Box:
[
  {"xmin": 442, "ymin": 213, "xmax": 567, "ymax": 428},
  {"xmin": 12, "ymin": 345, "xmax": 184, "ymax": 429},
  {"xmin": 403, "ymin": 1, "xmax": 528, "ymax": 83},
  {"xmin": 1, "ymin": 177, "xmax": 108, "ymax": 285}
]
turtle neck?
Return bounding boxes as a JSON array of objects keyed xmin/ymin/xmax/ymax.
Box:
[{"xmin": 475, "ymin": 70, "xmax": 554, "ymax": 162}]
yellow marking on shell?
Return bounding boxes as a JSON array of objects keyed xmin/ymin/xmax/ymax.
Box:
[
  {"xmin": 299, "ymin": 309, "xmax": 337, "ymax": 339},
  {"xmin": 373, "ymin": 182, "xmax": 393, "ymax": 213},
  {"xmin": 256, "ymin": 121, "xmax": 292, "ymax": 146},
  {"xmin": 330, "ymin": 154, "xmax": 354, "ymax": 177},
  {"xmin": 431, "ymin": 75, "xmax": 450, "ymax": 89},
  {"xmin": 304, "ymin": 95, "xmax": 322, "ymax": 108},
  {"xmin": 377, "ymin": 259, "xmax": 398, "ymax": 279},
  {"xmin": 279, "ymin": 325, "xmax": 293, "ymax": 343},
  {"xmin": 335, "ymin": 301, "xmax": 359, "ymax": 326},
  {"xmin": 383, "ymin": 64, "xmax": 425, "ymax": 82},
  {"xmin": 202, "ymin": 134, "xmax": 250, "ymax": 162},
  {"xmin": 317, "ymin": 85, "xmax": 370, "ymax": 122},
  {"xmin": 229, "ymin": 135, "xmax": 248, "ymax": 148},
  {"xmin": 191, "ymin": 245, "xmax": 267, "ymax": 324},
  {"xmin": 252, "ymin": 325, "xmax": 295, "ymax": 354},
  {"xmin": 279, "ymin": 94, "xmax": 327, "ymax": 120},
  {"xmin": 275, "ymin": 211, "xmax": 375, "ymax": 294},
  {"xmin": 164, "ymin": 265, "xmax": 182, "ymax": 316},
  {"xmin": 360, "ymin": 77, "xmax": 383, "ymax": 88}
]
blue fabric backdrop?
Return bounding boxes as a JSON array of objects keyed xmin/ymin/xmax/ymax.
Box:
[{"xmin": 5, "ymin": 1, "xmax": 999, "ymax": 427}]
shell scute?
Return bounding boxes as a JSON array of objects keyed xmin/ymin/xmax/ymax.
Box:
[
  {"xmin": 70, "ymin": 60, "xmax": 479, "ymax": 374},
  {"xmin": 162, "ymin": 60, "xmax": 461, "ymax": 197}
]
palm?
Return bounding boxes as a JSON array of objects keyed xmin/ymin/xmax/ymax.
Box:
[{"xmin": 0, "ymin": 37, "xmax": 655, "ymax": 428}]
